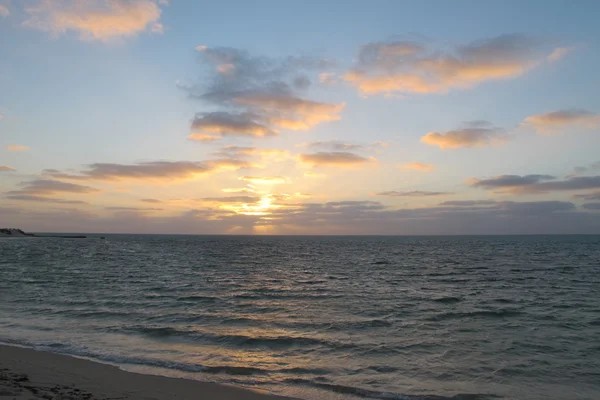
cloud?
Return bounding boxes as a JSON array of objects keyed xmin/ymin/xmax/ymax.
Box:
[
  {"xmin": 0, "ymin": 165, "xmax": 16, "ymax": 172},
  {"xmin": 421, "ymin": 121, "xmax": 507, "ymax": 149},
  {"xmin": 44, "ymin": 159, "xmax": 252, "ymax": 182},
  {"xmin": 222, "ymin": 187, "xmax": 255, "ymax": 194},
  {"xmin": 345, "ymin": 34, "xmax": 561, "ymax": 95},
  {"xmin": 187, "ymin": 133, "xmax": 221, "ymax": 143},
  {"xmin": 4, "ymin": 195, "xmax": 88, "ymax": 204},
  {"xmin": 23, "ymin": 0, "xmax": 165, "ymax": 41},
  {"xmin": 471, "ymin": 174, "xmax": 600, "ymax": 193},
  {"xmin": 7, "ymin": 145, "xmax": 29, "ymax": 152},
  {"xmin": 0, "ymin": 3, "xmax": 9, "ymax": 17},
  {"xmin": 299, "ymin": 152, "xmax": 372, "ymax": 167},
  {"xmin": 190, "ymin": 112, "xmax": 276, "ymax": 139},
  {"xmin": 440, "ymin": 200, "xmax": 497, "ymax": 206},
  {"xmin": 401, "ymin": 162, "xmax": 434, "ymax": 172},
  {"xmin": 141, "ymin": 198, "xmax": 163, "ymax": 204},
  {"xmin": 183, "ymin": 46, "xmax": 343, "ymax": 140},
  {"xmin": 3, "ymin": 198, "xmax": 599, "ymax": 235},
  {"xmin": 319, "ymin": 72, "xmax": 338, "ymax": 85},
  {"xmin": 376, "ymin": 190, "xmax": 450, "ymax": 197},
  {"xmin": 547, "ymin": 47, "xmax": 572, "ymax": 62},
  {"xmin": 105, "ymin": 206, "xmax": 163, "ymax": 211},
  {"xmin": 299, "ymin": 140, "xmax": 365, "ymax": 151},
  {"xmin": 239, "ymin": 176, "xmax": 287, "ymax": 185},
  {"xmin": 522, "ymin": 109, "xmax": 600, "ymax": 134},
  {"xmin": 7, "ymin": 179, "xmax": 99, "ymax": 198},
  {"xmin": 572, "ymin": 192, "xmax": 600, "ymax": 201},
  {"xmin": 201, "ymin": 196, "xmax": 261, "ymax": 203},
  {"xmin": 212, "ymin": 146, "xmax": 289, "ymax": 161},
  {"xmin": 582, "ymin": 203, "xmax": 600, "ymax": 210}
]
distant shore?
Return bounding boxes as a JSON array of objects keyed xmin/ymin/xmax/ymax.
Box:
[
  {"xmin": 0, "ymin": 344, "xmax": 293, "ymax": 400},
  {"xmin": 0, "ymin": 228, "xmax": 87, "ymax": 239}
]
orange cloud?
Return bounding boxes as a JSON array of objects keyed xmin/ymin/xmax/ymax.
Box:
[
  {"xmin": 23, "ymin": 0, "xmax": 165, "ymax": 41},
  {"xmin": 522, "ymin": 109, "xmax": 600, "ymax": 135},
  {"xmin": 0, "ymin": 165, "xmax": 15, "ymax": 172},
  {"xmin": 187, "ymin": 133, "xmax": 220, "ymax": 143},
  {"xmin": 401, "ymin": 162, "xmax": 435, "ymax": 172},
  {"xmin": 345, "ymin": 35, "xmax": 564, "ymax": 96},
  {"xmin": 7, "ymin": 145, "xmax": 29, "ymax": 152},
  {"xmin": 421, "ymin": 121, "xmax": 507, "ymax": 149}
]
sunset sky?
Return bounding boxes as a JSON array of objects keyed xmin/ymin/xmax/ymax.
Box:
[{"xmin": 1, "ymin": 0, "xmax": 600, "ymax": 234}]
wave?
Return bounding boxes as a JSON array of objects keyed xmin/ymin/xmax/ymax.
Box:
[
  {"xmin": 116, "ymin": 325, "xmax": 348, "ymax": 350},
  {"xmin": 427, "ymin": 309, "xmax": 522, "ymax": 321},
  {"xmin": 431, "ymin": 296, "xmax": 462, "ymax": 304},
  {"xmin": 0, "ymin": 338, "xmax": 329, "ymax": 377}
]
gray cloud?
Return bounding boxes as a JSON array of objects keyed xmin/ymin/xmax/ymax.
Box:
[
  {"xmin": 44, "ymin": 159, "xmax": 252, "ymax": 181},
  {"xmin": 582, "ymin": 203, "xmax": 600, "ymax": 210},
  {"xmin": 421, "ymin": 121, "xmax": 507, "ymax": 149},
  {"xmin": 471, "ymin": 174, "xmax": 600, "ymax": 193},
  {"xmin": 5, "ymin": 195, "xmax": 88, "ymax": 204},
  {"xmin": 141, "ymin": 198, "xmax": 163, "ymax": 204},
  {"xmin": 300, "ymin": 140, "xmax": 365, "ymax": 151},
  {"xmin": 346, "ymin": 34, "xmax": 561, "ymax": 95},
  {"xmin": 189, "ymin": 112, "xmax": 276, "ymax": 139},
  {"xmin": 184, "ymin": 46, "xmax": 343, "ymax": 141},
  {"xmin": 377, "ymin": 190, "xmax": 450, "ymax": 197},
  {"xmin": 7, "ymin": 179, "xmax": 99, "ymax": 196},
  {"xmin": 523, "ymin": 109, "xmax": 600, "ymax": 134},
  {"xmin": 572, "ymin": 192, "xmax": 600, "ymax": 201},
  {"xmin": 299, "ymin": 152, "xmax": 371, "ymax": 166},
  {"xmin": 440, "ymin": 200, "xmax": 497, "ymax": 206},
  {"xmin": 3, "ymin": 199, "xmax": 599, "ymax": 235}
]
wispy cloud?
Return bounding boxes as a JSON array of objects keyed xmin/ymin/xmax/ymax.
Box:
[
  {"xmin": 141, "ymin": 198, "xmax": 163, "ymax": 204},
  {"xmin": 547, "ymin": 47, "xmax": 572, "ymax": 62},
  {"xmin": 376, "ymin": 190, "xmax": 450, "ymax": 197},
  {"xmin": 299, "ymin": 152, "xmax": 372, "ymax": 167},
  {"xmin": 44, "ymin": 159, "xmax": 252, "ymax": 182},
  {"xmin": 522, "ymin": 109, "xmax": 600, "ymax": 134},
  {"xmin": 345, "ymin": 34, "xmax": 562, "ymax": 96},
  {"xmin": 7, "ymin": 179, "xmax": 99, "ymax": 199},
  {"xmin": 5, "ymin": 194, "xmax": 88, "ymax": 204},
  {"xmin": 572, "ymin": 192, "xmax": 600, "ymax": 201},
  {"xmin": 23, "ymin": 0, "xmax": 166, "ymax": 41},
  {"xmin": 0, "ymin": 165, "xmax": 16, "ymax": 172},
  {"xmin": 0, "ymin": 1, "xmax": 9, "ymax": 17},
  {"xmin": 401, "ymin": 162, "xmax": 435, "ymax": 172},
  {"xmin": 7, "ymin": 145, "xmax": 29, "ymax": 152},
  {"xmin": 421, "ymin": 121, "xmax": 507, "ymax": 149},
  {"xmin": 470, "ymin": 174, "xmax": 600, "ymax": 194},
  {"xmin": 105, "ymin": 206, "xmax": 163, "ymax": 211}
]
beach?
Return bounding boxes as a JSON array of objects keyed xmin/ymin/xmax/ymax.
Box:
[{"xmin": 0, "ymin": 345, "xmax": 292, "ymax": 400}]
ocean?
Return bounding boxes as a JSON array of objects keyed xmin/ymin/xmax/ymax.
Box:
[{"xmin": 1, "ymin": 235, "xmax": 599, "ymax": 400}]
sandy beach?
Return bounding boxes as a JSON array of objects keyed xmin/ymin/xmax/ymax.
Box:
[{"xmin": 0, "ymin": 345, "xmax": 294, "ymax": 400}]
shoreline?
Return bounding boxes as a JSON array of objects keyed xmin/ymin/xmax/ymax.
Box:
[{"xmin": 0, "ymin": 344, "xmax": 295, "ymax": 400}]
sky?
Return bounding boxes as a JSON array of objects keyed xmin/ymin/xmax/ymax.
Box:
[{"xmin": 1, "ymin": 0, "xmax": 600, "ymax": 234}]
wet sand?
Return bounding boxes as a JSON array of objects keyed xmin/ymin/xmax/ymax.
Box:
[{"xmin": 0, "ymin": 345, "xmax": 294, "ymax": 400}]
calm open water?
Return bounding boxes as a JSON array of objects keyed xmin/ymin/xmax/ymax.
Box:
[{"xmin": 1, "ymin": 235, "xmax": 599, "ymax": 400}]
